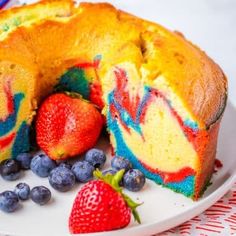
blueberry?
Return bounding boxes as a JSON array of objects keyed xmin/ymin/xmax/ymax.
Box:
[
  {"xmin": 30, "ymin": 153, "xmax": 56, "ymax": 177},
  {"xmin": 102, "ymin": 169, "xmax": 123, "ymax": 186},
  {"xmin": 85, "ymin": 148, "xmax": 106, "ymax": 169},
  {"xmin": 58, "ymin": 162, "xmax": 72, "ymax": 170},
  {"xmin": 49, "ymin": 167, "xmax": 75, "ymax": 192},
  {"xmin": 14, "ymin": 183, "xmax": 30, "ymax": 200},
  {"xmin": 71, "ymin": 161, "xmax": 94, "ymax": 183},
  {"xmin": 0, "ymin": 191, "xmax": 19, "ymax": 213},
  {"xmin": 102, "ymin": 169, "xmax": 117, "ymax": 176},
  {"xmin": 111, "ymin": 156, "xmax": 132, "ymax": 172},
  {"xmin": 16, "ymin": 153, "xmax": 32, "ymax": 170},
  {"xmin": 123, "ymin": 169, "xmax": 146, "ymax": 192},
  {"xmin": 30, "ymin": 186, "xmax": 51, "ymax": 205},
  {"xmin": 0, "ymin": 159, "xmax": 21, "ymax": 181}
]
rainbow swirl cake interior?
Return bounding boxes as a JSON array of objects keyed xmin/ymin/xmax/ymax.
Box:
[{"xmin": 0, "ymin": 1, "xmax": 227, "ymax": 199}]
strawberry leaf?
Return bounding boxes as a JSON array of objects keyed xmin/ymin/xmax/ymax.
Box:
[
  {"xmin": 93, "ymin": 169, "xmax": 142, "ymax": 224},
  {"xmin": 122, "ymin": 193, "xmax": 142, "ymax": 224}
]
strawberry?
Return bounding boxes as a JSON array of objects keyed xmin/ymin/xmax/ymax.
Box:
[
  {"xmin": 89, "ymin": 81, "xmax": 104, "ymax": 109},
  {"xmin": 36, "ymin": 92, "xmax": 103, "ymax": 160},
  {"xmin": 69, "ymin": 169, "xmax": 141, "ymax": 234}
]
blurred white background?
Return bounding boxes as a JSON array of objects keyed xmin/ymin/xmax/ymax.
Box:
[
  {"xmin": 8, "ymin": 0, "xmax": 236, "ymax": 106},
  {"xmin": 98, "ymin": 0, "xmax": 236, "ymax": 106}
]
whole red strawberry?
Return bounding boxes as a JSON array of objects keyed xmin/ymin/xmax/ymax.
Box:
[
  {"xmin": 69, "ymin": 170, "xmax": 141, "ymax": 234},
  {"xmin": 36, "ymin": 92, "xmax": 103, "ymax": 160}
]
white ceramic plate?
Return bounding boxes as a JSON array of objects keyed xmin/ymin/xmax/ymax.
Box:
[
  {"xmin": 1, "ymin": 1, "xmax": 236, "ymax": 236},
  {"xmin": 0, "ymin": 103, "xmax": 235, "ymax": 236}
]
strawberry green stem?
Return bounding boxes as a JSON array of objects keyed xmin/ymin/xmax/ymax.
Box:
[{"xmin": 93, "ymin": 169, "xmax": 142, "ymax": 224}]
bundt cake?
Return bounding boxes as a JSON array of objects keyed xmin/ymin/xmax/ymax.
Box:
[{"xmin": 0, "ymin": 1, "xmax": 227, "ymax": 199}]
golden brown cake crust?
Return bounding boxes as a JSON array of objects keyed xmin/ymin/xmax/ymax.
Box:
[
  {"xmin": 77, "ymin": 2, "xmax": 228, "ymax": 127},
  {"xmin": 0, "ymin": 0, "xmax": 73, "ymax": 16},
  {"xmin": 116, "ymin": 8, "xmax": 228, "ymax": 127},
  {"xmin": 0, "ymin": 1, "xmax": 227, "ymax": 127}
]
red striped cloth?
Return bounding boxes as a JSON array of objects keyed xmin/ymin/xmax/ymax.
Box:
[{"xmin": 159, "ymin": 183, "xmax": 236, "ymax": 236}]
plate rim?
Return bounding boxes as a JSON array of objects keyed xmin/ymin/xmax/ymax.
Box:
[
  {"xmin": 1, "ymin": 107, "xmax": 236, "ymax": 236},
  {"xmin": 72, "ymin": 105, "xmax": 236, "ymax": 236},
  {"xmin": 73, "ymin": 173, "xmax": 236, "ymax": 236},
  {"xmin": 0, "ymin": 0, "xmax": 235, "ymax": 234},
  {"xmin": 1, "ymin": 173, "xmax": 235, "ymax": 236}
]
